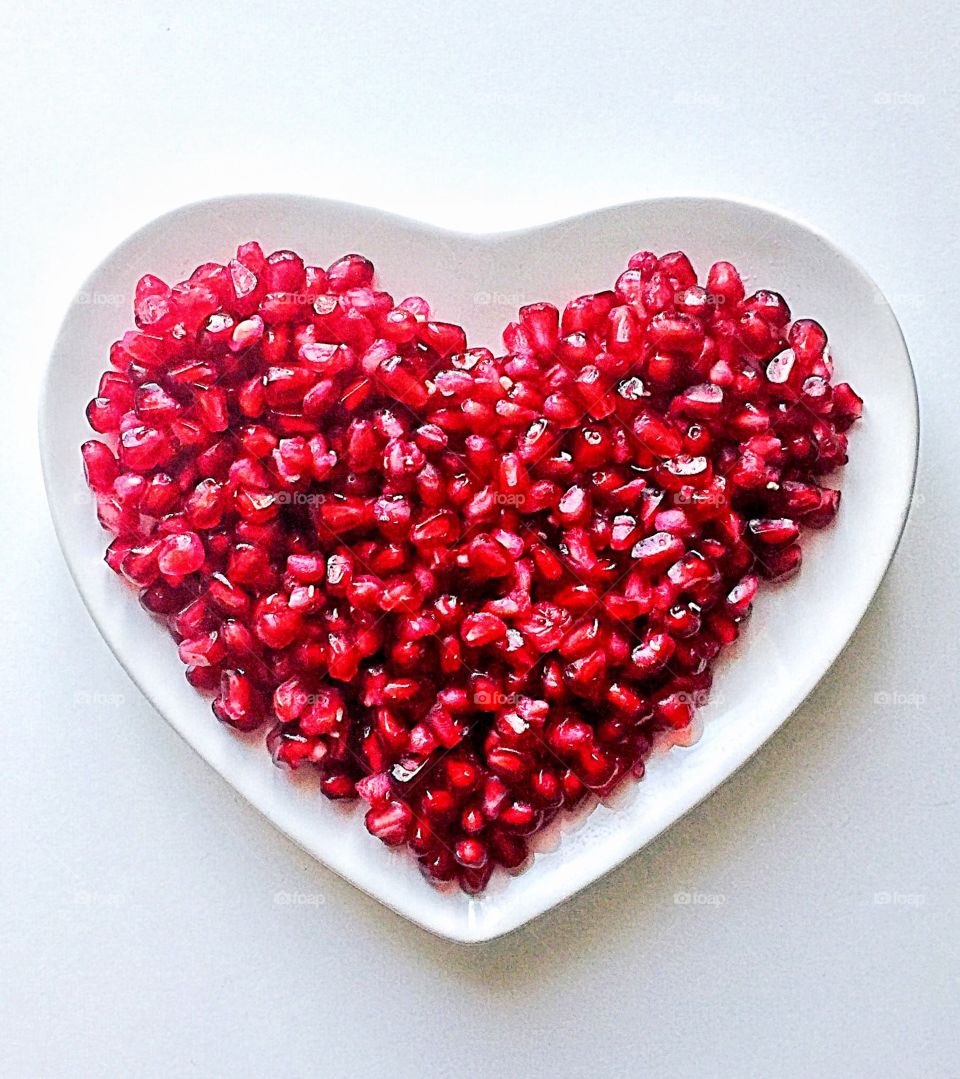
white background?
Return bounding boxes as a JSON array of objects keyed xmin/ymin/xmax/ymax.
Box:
[{"xmin": 3, "ymin": 2, "xmax": 958, "ymax": 1076}]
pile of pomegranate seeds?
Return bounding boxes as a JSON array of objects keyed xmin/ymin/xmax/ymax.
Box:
[{"xmin": 81, "ymin": 242, "xmax": 862, "ymax": 894}]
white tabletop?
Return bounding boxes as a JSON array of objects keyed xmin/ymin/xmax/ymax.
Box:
[{"xmin": 3, "ymin": 2, "xmax": 957, "ymax": 1075}]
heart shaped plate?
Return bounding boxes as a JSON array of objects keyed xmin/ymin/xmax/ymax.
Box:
[{"xmin": 40, "ymin": 195, "xmax": 918, "ymax": 941}]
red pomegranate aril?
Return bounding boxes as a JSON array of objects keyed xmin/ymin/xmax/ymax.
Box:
[
  {"xmin": 499, "ymin": 800, "xmax": 537, "ymax": 832},
  {"xmin": 120, "ymin": 542, "xmax": 160, "ymax": 587},
  {"xmin": 300, "ymin": 688, "xmax": 345, "ymax": 737},
  {"xmin": 365, "ymin": 800, "xmax": 413, "ymax": 847},
  {"xmin": 766, "ymin": 348, "xmax": 797, "ymax": 387},
  {"xmin": 178, "ymin": 630, "xmax": 225, "ymax": 669},
  {"xmin": 706, "ymin": 261, "xmax": 745, "ymax": 306},
  {"xmin": 133, "ymin": 274, "xmax": 173, "ymax": 329},
  {"xmin": 86, "ymin": 396, "xmax": 126, "ymax": 433},
  {"xmin": 443, "ymin": 759, "xmax": 477, "ymax": 794},
  {"xmin": 742, "ymin": 290, "xmax": 791, "ymax": 328},
  {"xmin": 157, "ymin": 532, "xmax": 205, "ymax": 577},
  {"xmin": 138, "ymin": 473, "xmax": 178, "ymax": 517},
  {"xmin": 630, "ymin": 631, "xmax": 676, "ymax": 678},
  {"xmin": 455, "ymin": 837, "xmax": 488, "ymax": 869},
  {"xmin": 547, "ymin": 717, "xmax": 593, "ymax": 756},
  {"xmin": 417, "ymin": 848, "xmax": 455, "ymax": 882},
  {"xmin": 631, "ymin": 531, "xmax": 685, "ymax": 573},
  {"xmin": 486, "ymin": 745, "xmax": 532, "ymax": 782},
  {"xmin": 326, "ymin": 254, "xmax": 374, "ymax": 292},
  {"xmin": 460, "ymin": 612, "xmax": 507, "ymax": 647},
  {"xmin": 788, "ymin": 317, "xmax": 828, "ymax": 360},
  {"xmin": 262, "ymin": 250, "xmax": 305, "ymax": 293},
  {"xmin": 748, "ymin": 517, "xmax": 800, "ymax": 547},
  {"xmin": 673, "ymin": 382, "xmax": 724, "ymax": 420},
  {"xmin": 283, "ymin": 553, "xmax": 324, "ymax": 583},
  {"xmin": 633, "ymin": 412, "xmax": 684, "ymax": 458},
  {"xmin": 657, "ymin": 251, "xmax": 697, "ymax": 288},
  {"xmin": 460, "ymin": 804, "xmax": 485, "ymax": 835},
  {"xmin": 576, "ymin": 746, "xmax": 617, "ymax": 790},
  {"xmin": 134, "ymin": 382, "xmax": 180, "ymax": 424},
  {"xmin": 458, "ymin": 862, "xmax": 494, "ymax": 895},
  {"xmin": 229, "ymin": 314, "xmax": 265, "ymax": 352},
  {"xmin": 832, "ymin": 383, "xmax": 864, "ymax": 430},
  {"xmin": 520, "ymin": 302, "xmax": 560, "ymax": 354},
  {"xmin": 648, "ymin": 311, "xmax": 704, "ymax": 354},
  {"xmin": 207, "ymin": 575, "xmax": 251, "ymax": 617},
  {"xmin": 638, "ymin": 271, "xmax": 674, "ymax": 315},
  {"xmin": 725, "ymin": 574, "xmax": 759, "ymax": 617},
  {"xmin": 356, "ymin": 771, "xmax": 394, "ymax": 806},
  {"xmin": 804, "ymin": 487, "xmax": 841, "ymax": 529},
  {"xmin": 320, "ymin": 770, "xmax": 356, "ymax": 800},
  {"xmin": 760, "ymin": 543, "xmax": 803, "ymax": 581},
  {"xmin": 739, "ymin": 311, "xmax": 781, "ymax": 358},
  {"xmin": 213, "ymin": 670, "xmax": 264, "ymax": 731},
  {"xmin": 489, "ymin": 829, "xmax": 528, "ymax": 870},
  {"xmin": 139, "ymin": 581, "xmax": 190, "ymax": 616},
  {"xmin": 81, "ymin": 441, "xmax": 119, "ymax": 492},
  {"xmin": 254, "ymin": 601, "xmax": 302, "ymax": 651},
  {"xmin": 418, "ymin": 788, "xmax": 455, "ymax": 825},
  {"xmin": 118, "ymin": 425, "xmax": 171, "ymax": 472},
  {"xmin": 418, "ymin": 320, "xmax": 467, "ymax": 359},
  {"xmin": 184, "ymin": 479, "xmax": 224, "ymax": 530},
  {"xmin": 654, "ymin": 692, "xmax": 694, "ymax": 730},
  {"xmin": 186, "ymin": 664, "xmax": 220, "ymax": 692}
]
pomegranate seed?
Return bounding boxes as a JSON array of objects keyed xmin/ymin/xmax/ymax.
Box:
[
  {"xmin": 631, "ymin": 532, "xmax": 685, "ymax": 573},
  {"xmin": 157, "ymin": 532, "xmax": 205, "ymax": 577},
  {"xmin": 327, "ymin": 254, "xmax": 374, "ymax": 292},
  {"xmin": 748, "ymin": 517, "xmax": 800, "ymax": 547},
  {"xmin": 706, "ymin": 261, "xmax": 745, "ymax": 306},
  {"xmin": 455, "ymin": 837, "xmax": 489, "ymax": 869},
  {"xmin": 458, "ymin": 863, "xmax": 494, "ymax": 895},
  {"xmin": 81, "ymin": 441, "xmax": 119, "ymax": 492},
  {"xmin": 761, "ymin": 544, "xmax": 803, "ymax": 580},
  {"xmin": 743, "ymin": 290, "xmax": 791, "ymax": 328},
  {"xmin": 213, "ymin": 671, "xmax": 264, "ymax": 731},
  {"xmin": 832, "ymin": 383, "xmax": 863, "ymax": 430},
  {"xmin": 356, "ymin": 772, "xmax": 394, "ymax": 805},
  {"xmin": 655, "ymin": 692, "xmax": 694, "ymax": 730},
  {"xmin": 365, "ymin": 800, "xmax": 413, "ymax": 846},
  {"xmin": 461, "ymin": 612, "xmax": 508, "ymax": 647},
  {"xmin": 648, "ymin": 312, "xmax": 705, "ymax": 354},
  {"xmin": 725, "ymin": 574, "xmax": 759, "ymax": 618},
  {"xmin": 119, "ymin": 425, "xmax": 171, "ymax": 472}
]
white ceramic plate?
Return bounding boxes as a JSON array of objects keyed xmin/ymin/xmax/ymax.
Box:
[{"xmin": 40, "ymin": 195, "xmax": 918, "ymax": 942}]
